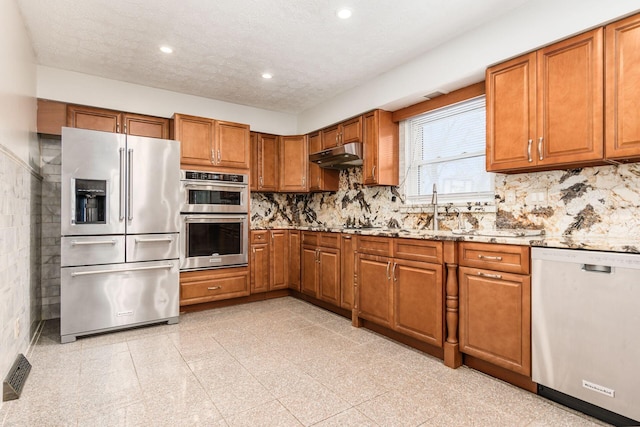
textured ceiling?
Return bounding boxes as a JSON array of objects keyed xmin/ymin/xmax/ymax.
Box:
[{"xmin": 17, "ymin": 0, "xmax": 529, "ymax": 114}]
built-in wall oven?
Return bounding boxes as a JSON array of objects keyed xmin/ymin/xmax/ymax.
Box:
[{"xmin": 180, "ymin": 170, "xmax": 249, "ymax": 271}]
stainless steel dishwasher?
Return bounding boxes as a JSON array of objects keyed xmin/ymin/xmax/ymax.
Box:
[{"xmin": 532, "ymin": 247, "xmax": 640, "ymax": 426}]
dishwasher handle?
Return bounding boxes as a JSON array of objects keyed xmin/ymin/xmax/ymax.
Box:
[{"xmin": 582, "ymin": 264, "xmax": 612, "ymax": 274}]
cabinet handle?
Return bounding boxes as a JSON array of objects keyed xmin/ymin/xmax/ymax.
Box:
[
  {"xmin": 372, "ymin": 165, "xmax": 376, "ymax": 179},
  {"xmin": 477, "ymin": 272, "xmax": 502, "ymax": 279},
  {"xmin": 259, "ymin": 176, "xmax": 263, "ymax": 187},
  {"xmin": 123, "ymin": 123, "xmax": 127, "ymax": 134},
  {"xmin": 477, "ymin": 254, "xmax": 502, "ymax": 261},
  {"xmin": 527, "ymin": 139, "xmax": 532, "ymax": 163},
  {"xmin": 271, "ymin": 232, "xmax": 274, "ymax": 241},
  {"xmin": 302, "ymin": 176, "xmax": 306, "ymax": 186},
  {"xmin": 538, "ymin": 137, "xmax": 543, "ymax": 161},
  {"xmin": 252, "ymin": 247, "xmax": 256, "ymax": 253},
  {"xmin": 335, "ymin": 133, "xmax": 339, "ymax": 145},
  {"xmin": 217, "ymin": 149, "xmax": 221, "ymax": 163},
  {"xmin": 392, "ymin": 262, "xmax": 397, "ymax": 282},
  {"xmin": 116, "ymin": 122, "xmax": 120, "ymax": 133},
  {"xmin": 207, "ymin": 286, "xmax": 222, "ymax": 290},
  {"xmin": 343, "ymin": 235, "xmax": 351, "ymax": 240},
  {"xmin": 386, "ymin": 261, "xmax": 391, "ymax": 280},
  {"xmin": 211, "ymin": 149, "xmax": 215, "ymax": 163}
]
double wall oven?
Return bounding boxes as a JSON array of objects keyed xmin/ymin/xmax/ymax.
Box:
[{"xmin": 180, "ymin": 170, "xmax": 249, "ymax": 271}]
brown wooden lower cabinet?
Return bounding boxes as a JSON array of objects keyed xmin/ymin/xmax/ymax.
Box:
[
  {"xmin": 458, "ymin": 242, "xmax": 532, "ymax": 377},
  {"xmin": 250, "ymin": 230, "xmax": 288, "ymax": 294},
  {"xmin": 180, "ymin": 267, "xmax": 249, "ymax": 306},
  {"xmin": 301, "ymin": 232, "xmax": 341, "ymax": 305},
  {"xmin": 340, "ymin": 234, "xmax": 356, "ymax": 310},
  {"xmin": 288, "ymin": 231, "xmax": 301, "ymax": 291},
  {"xmin": 270, "ymin": 230, "xmax": 288, "ymax": 290},
  {"xmin": 357, "ymin": 254, "xmax": 393, "ymax": 327}
]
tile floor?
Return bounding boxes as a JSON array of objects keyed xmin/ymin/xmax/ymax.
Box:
[{"xmin": 0, "ymin": 297, "xmax": 608, "ymax": 426}]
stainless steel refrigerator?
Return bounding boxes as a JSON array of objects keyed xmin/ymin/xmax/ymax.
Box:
[{"xmin": 60, "ymin": 127, "xmax": 180, "ymax": 343}]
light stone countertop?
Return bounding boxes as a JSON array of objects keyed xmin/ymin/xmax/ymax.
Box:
[{"xmin": 251, "ymin": 226, "xmax": 640, "ymax": 253}]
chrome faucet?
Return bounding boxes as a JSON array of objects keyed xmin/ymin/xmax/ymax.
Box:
[{"xmin": 431, "ymin": 183, "xmax": 438, "ymax": 231}]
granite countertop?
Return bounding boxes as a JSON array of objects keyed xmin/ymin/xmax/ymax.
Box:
[{"xmin": 252, "ymin": 225, "xmax": 640, "ymax": 253}]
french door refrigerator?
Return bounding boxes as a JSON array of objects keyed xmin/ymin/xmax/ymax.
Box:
[{"xmin": 60, "ymin": 127, "xmax": 180, "ymax": 343}]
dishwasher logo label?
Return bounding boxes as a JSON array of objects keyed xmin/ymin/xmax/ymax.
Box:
[{"xmin": 582, "ymin": 380, "xmax": 615, "ymax": 398}]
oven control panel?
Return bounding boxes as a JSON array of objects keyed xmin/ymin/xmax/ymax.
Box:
[{"xmin": 182, "ymin": 170, "xmax": 248, "ymax": 184}]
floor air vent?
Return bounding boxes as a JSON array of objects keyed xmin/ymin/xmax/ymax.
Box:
[{"xmin": 3, "ymin": 353, "xmax": 31, "ymax": 401}]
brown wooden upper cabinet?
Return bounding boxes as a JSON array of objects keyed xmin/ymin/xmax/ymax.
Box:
[
  {"xmin": 279, "ymin": 135, "xmax": 308, "ymax": 192},
  {"xmin": 363, "ymin": 110, "xmax": 398, "ymax": 186},
  {"xmin": 605, "ymin": 13, "xmax": 640, "ymax": 162},
  {"xmin": 308, "ymin": 131, "xmax": 339, "ymax": 192},
  {"xmin": 486, "ymin": 28, "xmax": 604, "ymax": 172},
  {"xmin": 320, "ymin": 116, "xmax": 362, "ymax": 150},
  {"xmin": 67, "ymin": 105, "xmax": 169, "ymax": 138},
  {"xmin": 172, "ymin": 113, "xmax": 250, "ymax": 171},
  {"xmin": 250, "ymin": 132, "xmax": 279, "ymax": 192}
]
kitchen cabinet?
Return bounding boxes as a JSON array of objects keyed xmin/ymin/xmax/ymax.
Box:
[
  {"xmin": 340, "ymin": 234, "xmax": 356, "ymax": 310},
  {"xmin": 288, "ymin": 230, "xmax": 301, "ymax": 291},
  {"xmin": 362, "ymin": 110, "xmax": 398, "ymax": 186},
  {"xmin": 179, "ymin": 267, "xmax": 250, "ymax": 306},
  {"xmin": 605, "ymin": 13, "xmax": 640, "ymax": 161},
  {"xmin": 250, "ymin": 230, "xmax": 288, "ymax": 293},
  {"xmin": 321, "ymin": 116, "xmax": 362, "ymax": 150},
  {"xmin": 486, "ymin": 28, "xmax": 604, "ymax": 172},
  {"xmin": 458, "ymin": 242, "xmax": 531, "ymax": 376},
  {"xmin": 67, "ymin": 105, "xmax": 169, "ymax": 138},
  {"xmin": 301, "ymin": 232, "xmax": 340, "ymax": 305},
  {"xmin": 37, "ymin": 99, "xmax": 67, "ymax": 136},
  {"xmin": 356, "ymin": 236, "xmax": 444, "ymax": 346},
  {"xmin": 279, "ymin": 135, "xmax": 308, "ymax": 192},
  {"xmin": 172, "ymin": 113, "xmax": 250, "ymax": 171},
  {"xmin": 308, "ymin": 131, "xmax": 339, "ymax": 192},
  {"xmin": 250, "ymin": 132, "xmax": 279, "ymax": 192}
]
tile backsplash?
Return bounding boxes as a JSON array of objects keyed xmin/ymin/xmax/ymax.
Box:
[{"xmin": 252, "ymin": 163, "xmax": 640, "ymax": 239}]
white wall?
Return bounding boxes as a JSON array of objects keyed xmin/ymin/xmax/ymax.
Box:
[
  {"xmin": 297, "ymin": 0, "xmax": 640, "ymax": 133},
  {"xmin": 37, "ymin": 66, "xmax": 298, "ymax": 135},
  {"xmin": 0, "ymin": 0, "xmax": 38, "ymax": 166},
  {"xmin": 0, "ymin": 0, "xmax": 39, "ymax": 408}
]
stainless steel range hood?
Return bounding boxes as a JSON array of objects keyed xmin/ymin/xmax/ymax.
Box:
[{"xmin": 309, "ymin": 142, "xmax": 363, "ymax": 169}]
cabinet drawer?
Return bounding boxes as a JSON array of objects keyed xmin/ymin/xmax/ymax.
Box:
[
  {"xmin": 393, "ymin": 239, "xmax": 443, "ymax": 264},
  {"xmin": 357, "ymin": 235, "xmax": 393, "ymax": 256},
  {"xmin": 251, "ymin": 230, "xmax": 269, "ymax": 244},
  {"xmin": 180, "ymin": 267, "xmax": 249, "ymax": 305},
  {"xmin": 459, "ymin": 242, "xmax": 530, "ymax": 274},
  {"xmin": 301, "ymin": 231, "xmax": 319, "ymax": 246},
  {"xmin": 319, "ymin": 232, "xmax": 340, "ymax": 249}
]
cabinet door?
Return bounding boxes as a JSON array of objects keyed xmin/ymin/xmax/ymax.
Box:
[
  {"xmin": 486, "ymin": 53, "xmax": 537, "ymax": 172},
  {"xmin": 250, "ymin": 244, "xmax": 270, "ymax": 293},
  {"xmin": 259, "ymin": 134, "xmax": 279, "ymax": 191},
  {"xmin": 67, "ymin": 105, "xmax": 122, "ymax": 133},
  {"xmin": 605, "ymin": 13, "xmax": 640, "ymax": 161},
  {"xmin": 288, "ymin": 231, "xmax": 301, "ymax": 291},
  {"xmin": 341, "ymin": 116, "xmax": 362, "ymax": 144},
  {"xmin": 357, "ymin": 254, "xmax": 392, "ymax": 327},
  {"xmin": 318, "ymin": 247, "xmax": 341, "ymax": 306},
  {"xmin": 270, "ymin": 230, "xmax": 288, "ymax": 290},
  {"xmin": 250, "ymin": 132, "xmax": 259, "ymax": 191},
  {"xmin": 301, "ymin": 246, "xmax": 318, "ymax": 297},
  {"xmin": 537, "ymin": 28, "xmax": 603, "ymax": 166},
  {"xmin": 321, "ymin": 125, "xmax": 340, "ymax": 150},
  {"xmin": 393, "ymin": 259, "xmax": 443, "ymax": 347},
  {"xmin": 172, "ymin": 114, "xmax": 214, "ymax": 167},
  {"xmin": 340, "ymin": 234, "xmax": 355, "ymax": 310},
  {"xmin": 362, "ymin": 110, "xmax": 398, "ymax": 186},
  {"xmin": 215, "ymin": 120, "xmax": 250, "ymax": 169},
  {"xmin": 308, "ymin": 132, "xmax": 322, "ymax": 191},
  {"xmin": 459, "ymin": 266, "xmax": 531, "ymax": 376},
  {"xmin": 123, "ymin": 113, "xmax": 169, "ymax": 139},
  {"xmin": 279, "ymin": 135, "xmax": 308, "ymax": 192},
  {"xmin": 37, "ymin": 99, "xmax": 66, "ymax": 136}
]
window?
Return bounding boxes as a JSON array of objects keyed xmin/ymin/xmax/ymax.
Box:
[{"xmin": 400, "ymin": 95, "xmax": 493, "ymax": 205}]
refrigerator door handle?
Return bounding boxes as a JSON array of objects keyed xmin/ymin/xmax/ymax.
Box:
[
  {"xmin": 119, "ymin": 148, "xmax": 126, "ymax": 220},
  {"xmin": 127, "ymin": 148, "xmax": 133, "ymax": 221},
  {"xmin": 70, "ymin": 263, "xmax": 174, "ymax": 277}
]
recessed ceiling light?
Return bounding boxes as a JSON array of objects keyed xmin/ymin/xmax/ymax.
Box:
[
  {"xmin": 337, "ymin": 8, "xmax": 352, "ymax": 19},
  {"xmin": 159, "ymin": 46, "xmax": 173, "ymax": 54},
  {"xmin": 262, "ymin": 73, "xmax": 273, "ymax": 79}
]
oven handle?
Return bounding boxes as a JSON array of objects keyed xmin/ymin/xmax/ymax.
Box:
[
  {"xmin": 182, "ymin": 183, "xmax": 248, "ymax": 189},
  {"xmin": 183, "ymin": 215, "xmax": 248, "ymax": 222}
]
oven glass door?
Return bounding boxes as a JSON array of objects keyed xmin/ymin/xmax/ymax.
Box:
[
  {"xmin": 181, "ymin": 183, "xmax": 247, "ymax": 213},
  {"xmin": 181, "ymin": 215, "xmax": 248, "ymax": 270}
]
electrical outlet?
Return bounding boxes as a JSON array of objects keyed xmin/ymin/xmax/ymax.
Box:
[{"xmin": 14, "ymin": 318, "xmax": 20, "ymax": 339}]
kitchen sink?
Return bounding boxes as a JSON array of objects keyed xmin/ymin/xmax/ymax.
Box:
[{"xmin": 451, "ymin": 229, "xmax": 545, "ymax": 237}]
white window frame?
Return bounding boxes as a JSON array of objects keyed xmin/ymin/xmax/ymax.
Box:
[{"xmin": 398, "ymin": 95, "xmax": 494, "ymax": 207}]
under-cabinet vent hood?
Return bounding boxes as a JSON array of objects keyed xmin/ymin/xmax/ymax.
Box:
[{"xmin": 309, "ymin": 142, "xmax": 363, "ymax": 169}]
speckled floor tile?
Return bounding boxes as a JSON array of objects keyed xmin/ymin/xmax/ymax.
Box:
[{"xmin": 2, "ymin": 297, "xmax": 616, "ymax": 427}]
